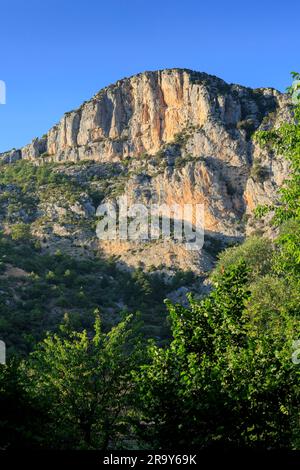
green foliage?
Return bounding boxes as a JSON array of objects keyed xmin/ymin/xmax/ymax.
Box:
[
  {"xmin": 254, "ymin": 84, "xmax": 300, "ymax": 225},
  {"xmin": 20, "ymin": 315, "xmax": 144, "ymax": 449},
  {"xmin": 250, "ymin": 159, "xmax": 269, "ymax": 182},
  {"xmin": 134, "ymin": 262, "xmax": 300, "ymax": 449},
  {"xmin": 254, "ymin": 203, "xmax": 271, "ymax": 218},
  {"xmin": 1, "ymin": 74, "xmax": 300, "ymax": 451},
  {"xmin": 247, "ymin": 274, "xmax": 299, "ymax": 326},
  {"xmin": 173, "ymin": 131, "xmax": 189, "ymax": 146},
  {"xmin": 254, "ymin": 74, "xmax": 300, "ymax": 278},
  {"xmin": 212, "ymin": 236, "xmax": 273, "ymax": 281},
  {"xmin": 134, "ymin": 75, "xmax": 300, "ymax": 449},
  {"xmin": 273, "ymin": 219, "xmax": 300, "ymax": 278},
  {"xmin": 0, "ymin": 316, "xmax": 144, "ymax": 450},
  {"xmin": 10, "ymin": 223, "xmax": 32, "ymax": 241},
  {"xmin": 0, "ymin": 360, "xmax": 45, "ymax": 449},
  {"xmin": 237, "ymin": 118, "xmax": 257, "ymax": 140},
  {"xmin": 0, "ymin": 230, "xmax": 195, "ymax": 356}
]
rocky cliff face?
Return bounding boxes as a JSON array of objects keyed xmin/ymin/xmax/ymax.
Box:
[
  {"xmin": 0, "ymin": 69, "xmax": 292, "ymax": 274},
  {"xmin": 1, "ymin": 69, "xmax": 291, "ymax": 163}
]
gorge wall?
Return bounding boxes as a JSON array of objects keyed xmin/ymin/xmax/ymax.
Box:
[{"xmin": 0, "ymin": 69, "xmax": 292, "ymax": 275}]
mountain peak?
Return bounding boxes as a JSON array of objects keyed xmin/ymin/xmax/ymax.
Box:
[
  {"xmin": 0, "ymin": 68, "xmax": 286, "ymax": 165},
  {"xmin": 0, "ymin": 69, "xmax": 292, "ymax": 273}
]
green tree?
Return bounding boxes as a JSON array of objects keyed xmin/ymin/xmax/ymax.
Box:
[
  {"xmin": 212, "ymin": 236, "xmax": 273, "ymax": 282},
  {"xmin": 23, "ymin": 315, "xmax": 144, "ymax": 449},
  {"xmin": 135, "ymin": 262, "xmax": 300, "ymax": 449},
  {"xmin": 0, "ymin": 360, "xmax": 46, "ymax": 449},
  {"xmin": 10, "ymin": 223, "xmax": 31, "ymax": 241},
  {"xmin": 254, "ymin": 72, "xmax": 300, "ymax": 278}
]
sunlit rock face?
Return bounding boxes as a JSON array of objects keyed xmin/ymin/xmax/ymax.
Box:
[
  {"xmin": 0, "ymin": 69, "xmax": 292, "ymax": 273},
  {"xmin": 3, "ymin": 68, "xmax": 289, "ymax": 163}
]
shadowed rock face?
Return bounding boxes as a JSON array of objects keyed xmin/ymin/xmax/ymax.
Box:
[{"xmin": 0, "ymin": 69, "xmax": 293, "ymax": 273}]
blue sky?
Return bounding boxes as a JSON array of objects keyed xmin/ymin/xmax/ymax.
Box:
[{"xmin": 0, "ymin": 0, "xmax": 299, "ymax": 152}]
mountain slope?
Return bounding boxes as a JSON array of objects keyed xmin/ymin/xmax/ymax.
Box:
[{"xmin": 0, "ymin": 69, "xmax": 292, "ymax": 274}]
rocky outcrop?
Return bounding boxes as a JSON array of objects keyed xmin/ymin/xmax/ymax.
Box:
[
  {"xmin": 0, "ymin": 69, "xmax": 293, "ymax": 273},
  {"xmin": 1, "ymin": 68, "xmax": 291, "ymax": 164}
]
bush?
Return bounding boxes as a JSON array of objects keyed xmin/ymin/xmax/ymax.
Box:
[
  {"xmin": 10, "ymin": 223, "xmax": 31, "ymax": 241},
  {"xmin": 212, "ymin": 236, "xmax": 273, "ymax": 281},
  {"xmin": 250, "ymin": 160, "xmax": 269, "ymax": 182}
]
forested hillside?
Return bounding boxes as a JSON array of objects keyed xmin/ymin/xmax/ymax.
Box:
[{"xmin": 0, "ymin": 73, "xmax": 299, "ymax": 450}]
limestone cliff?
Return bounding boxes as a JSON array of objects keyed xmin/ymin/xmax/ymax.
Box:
[
  {"xmin": 0, "ymin": 69, "xmax": 292, "ymax": 274},
  {"xmin": 1, "ymin": 69, "xmax": 291, "ymax": 163}
]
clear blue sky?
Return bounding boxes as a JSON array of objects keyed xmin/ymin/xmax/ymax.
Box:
[{"xmin": 0, "ymin": 0, "xmax": 299, "ymax": 153}]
